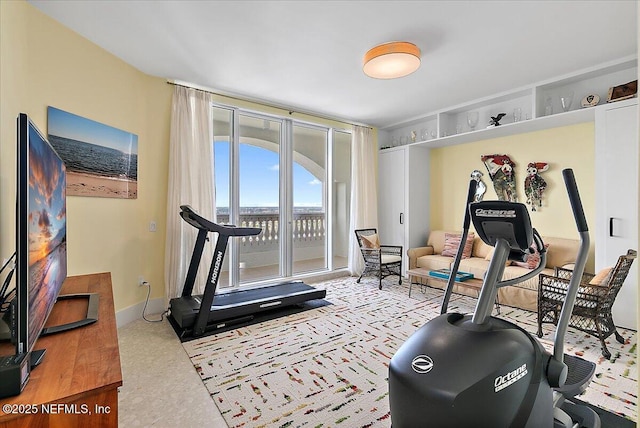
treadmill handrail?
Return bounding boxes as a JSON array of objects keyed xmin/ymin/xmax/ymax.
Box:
[{"xmin": 180, "ymin": 205, "xmax": 262, "ymax": 237}]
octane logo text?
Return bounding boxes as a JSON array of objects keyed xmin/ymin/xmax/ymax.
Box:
[{"xmin": 494, "ymin": 363, "xmax": 528, "ymax": 392}]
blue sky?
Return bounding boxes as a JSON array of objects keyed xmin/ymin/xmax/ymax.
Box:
[
  {"xmin": 215, "ymin": 142, "xmax": 322, "ymax": 208},
  {"xmin": 28, "ymin": 124, "xmax": 66, "ymax": 264},
  {"xmin": 47, "ymin": 106, "xmax": 138, "ymax": 154}
]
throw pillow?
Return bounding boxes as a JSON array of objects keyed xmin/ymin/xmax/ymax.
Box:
[
  {"xmin": 484, "ymin": 247, "xmax": 513, "ymax": 266},
  {"xmin": 513, "ymin": 240, "xmax": 549, "ymax": 269},
  {"xmin": 589, "ymin": 267, "xmax": 612, "ymax": 286},
  {"xmin": 361, "ymin": 233, "xmax": 380, "ymax": 249},
  {"xmin": 484, "ymin": 248, "xmax": 494, "ymax": 261},
  {"xmin": 441, "ymin": 232, "xmax": 475, "ymax": 259}
]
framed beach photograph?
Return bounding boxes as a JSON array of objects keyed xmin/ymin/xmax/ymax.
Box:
[{"xmin": 47, "ymin": 106, "xmax": 138, "ymax": 199}]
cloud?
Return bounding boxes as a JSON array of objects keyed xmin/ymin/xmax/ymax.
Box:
[
  {"xmin": 269, "ymin": 164, "xmax": 279, "ymax": 171},
  {"xmin": 29, "ymin": 142, "xmax": 62, "ymax": 208},
  {"xmin": 38, "ymin": 209, "xmax": 53, "ymax": 239},
  {"xmin": 308, "ymin": 179, "xmax": 322, "ymax": 185}
]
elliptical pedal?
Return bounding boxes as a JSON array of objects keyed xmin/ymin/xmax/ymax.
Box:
[{"xmin": 556, "ymin": 353, "xmax": 596, "ymax": 397}]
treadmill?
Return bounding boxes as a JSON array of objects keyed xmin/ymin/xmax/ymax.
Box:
[{"xmin": 168, "ymin": 205, "xmax": 327, "ymax": 338}]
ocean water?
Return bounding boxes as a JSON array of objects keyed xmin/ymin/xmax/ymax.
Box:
[
  {"xmin": 49, "ymin": 134, "xmax": 138, "ymax": 181},
  {"xmin": 27, "ymin": 241, "xmax": 67, "ymax": 351}
]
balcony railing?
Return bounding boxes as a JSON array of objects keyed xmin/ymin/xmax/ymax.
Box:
[
  {"xmin": 213, "ymin": 211, "xmax": 349, "ymax": 285},
  {"xmin": 216, "ymin": 212, "xmax": 326, "ymax": 245}
]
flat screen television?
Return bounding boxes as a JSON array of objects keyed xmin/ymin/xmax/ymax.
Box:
[{"xmin": 15, "ymin": 113, "xmax": 97, "ymax": 367}]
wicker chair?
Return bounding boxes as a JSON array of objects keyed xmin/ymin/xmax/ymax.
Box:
[
  {"xmin": 537, "ymin": 249, "xmax": 637, "ymax": 359},
  {"xmin": 354, "ymin": 228, "xmax": 402, "ymax": 290}
]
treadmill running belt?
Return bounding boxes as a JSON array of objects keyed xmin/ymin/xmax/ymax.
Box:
[
  {"xmin": 169, "ymin": 280, "xmax": 327, "ymax": 334},
  {"xmin": 209, "ymin": 282, "xmax": 320, "ymax": 308}
]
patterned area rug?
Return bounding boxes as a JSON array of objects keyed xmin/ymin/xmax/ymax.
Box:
[{"xmin": 183, "ymin": 276, "xmax": 637, "ymax": 427}]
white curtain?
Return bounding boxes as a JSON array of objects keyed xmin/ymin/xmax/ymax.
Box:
[
  {"xmin": 348, "ymin": 126, "xmax": 378, "ymax": 275},
  {"xmin": 165, "ymin": 86, "xmax": 216, "ymax": 300}
]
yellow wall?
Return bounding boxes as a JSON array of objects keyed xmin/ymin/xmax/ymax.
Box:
[
  {"xmin": 1, "ymin": 1, "xmax": 172, "ymax": 311},
  {"xmin": 0, "ymin": 1, "xmax": 357, "ymax": 313},
  {"xmin": 430, "ymin": 123, "xmax": 596, "ymax": 271}
]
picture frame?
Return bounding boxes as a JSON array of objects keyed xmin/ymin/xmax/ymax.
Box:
[
  {"xmin": 47, "ymin": 107, "xmax": 138, "ymax": 199},
  {"xmin": 607, "ymin": 80, "xmax": 637, "ymax": 103}
]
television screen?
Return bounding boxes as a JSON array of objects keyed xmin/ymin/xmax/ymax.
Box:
[{"xmin": 16, "ymin": 113, "xmax": 67, "ymax": 356}]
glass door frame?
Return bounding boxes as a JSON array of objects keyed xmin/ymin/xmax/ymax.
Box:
[
  {"xmin": 213, "ymin": 102, "xmax": 350, "ymax": 289},
  {"xmin": 290, "ymin": 121, "xmax": 330, "ymax": 276}
]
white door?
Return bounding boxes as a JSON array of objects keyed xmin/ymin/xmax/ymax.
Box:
[
  {"xmin": 378, "ymin": 148, "xmax": 406, "ymax": 266},
  {"xmin": 595, "ymin": 101, "xmax": 638, "ymax": 330}
]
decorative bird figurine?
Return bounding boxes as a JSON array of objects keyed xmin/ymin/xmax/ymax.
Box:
[{"xmin": 488, "ymin": 113, "xmax": 507, "ymax": 127}]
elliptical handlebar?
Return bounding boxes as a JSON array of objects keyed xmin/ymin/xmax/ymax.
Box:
[
  {"xmin": 562, "ymin": 170, "xmax": 589, "ymax": 233},
  {"xmin": 462, "ymin": 179, "xmax": 477, "ymax": 230},
  {"xmin": 553, "ymin": 169, "xmax": 591, "ymax": 363},
  {"xmin": 440, "ymin": 179, "xmax": 477, "ymax": 314}
]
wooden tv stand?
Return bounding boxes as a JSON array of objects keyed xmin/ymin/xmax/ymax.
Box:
[{"xmin": 0, "ymin": 272, "xmax": 122, "ymax": 427}]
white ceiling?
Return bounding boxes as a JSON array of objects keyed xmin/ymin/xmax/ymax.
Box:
[{"xmin": 29, "ymin": 1, "xmax": 638, "ymax": 129}]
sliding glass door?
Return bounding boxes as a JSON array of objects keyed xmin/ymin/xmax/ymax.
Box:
[
  {"xmin": 238, "ymin": 114, "xmax": 282, "ymax": 283},
  {"xmin": 332, "ymin": 130, "xmax": 351, "ymax": 269},
  {"xmin": 212, "ymin": 104, "xmax": 350, "ymax": 289},
  {"xmin": 212, "ymin": 105, "xmax": 232, "ymax": 288},
  {"xmin": 292, "ymin": 124, "xmax": 327, "ymax": 275}
]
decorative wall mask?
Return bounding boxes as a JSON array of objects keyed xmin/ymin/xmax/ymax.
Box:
[
  {"xmin": 481, "ymin": 154, "xmax": 517, "ymax": 202},
  {"xmin": 470, "ymin": 169, "xmax": 487, "ymax": 202},
  {"xmin": 524, "ymin": 162, "xmax": 549, "ymax": 211}
]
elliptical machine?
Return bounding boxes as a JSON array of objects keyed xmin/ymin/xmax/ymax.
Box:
[{"xmin": 388, "ymin": 169, "xmax": 599, "ymax": 427}]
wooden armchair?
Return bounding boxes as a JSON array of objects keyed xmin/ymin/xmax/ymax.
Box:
[
  {"xmin": 537, "ymin": 249, "xmax": 637, "ymax": 359},
  {"xmin": 354, "ymin": 228, "xmax": 402, "ymax": 290}
]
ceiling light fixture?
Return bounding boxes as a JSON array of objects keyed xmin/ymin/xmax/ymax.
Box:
[{"xmin": 363, "ymin": 41, "xmax": 421, "ymax": 79}]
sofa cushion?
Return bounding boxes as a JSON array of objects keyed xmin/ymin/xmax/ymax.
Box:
[
  {"xmin": 458, "ymin": 257, "xmax": 490, "ymax": 280},
  {"xmin": 543, "ymin": 237, "xmax": 580, "ymax": 269},
  {"xmin": 502, "ymin": 265, "xmax": 554, "ymax": 291},
  {"xmin": 473, "ymin": 238, "xmax": 493, "ymax": 260},
  {"xmin": 361, "ymin": 233, "xmax": 380, "ymax": 249},
  {"xmin": 484, "ymin": 247, "xmax": 513, "ymax": 266},
  {"xmin": 381, "ymin": 254, "xmax": 402, "ymax": 264},
  {"xmin": 426, "ymin": 230, "xmax": 448, "ymax": 255},
  {"xmin": 416, "ymin": 254, "xmax": 453, "ymax": 272},
  {"xmin": 441, "ymin": 232, "xmax": 475, "ymax": 258},
  {"xmin": 589, "ymin": 267, "xmax": 612, "ymax": 286}
]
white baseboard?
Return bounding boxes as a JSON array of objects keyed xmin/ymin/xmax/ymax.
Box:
[{"xmin": 116, "ymin": 297, "xmax": 167, "ymax": 328}]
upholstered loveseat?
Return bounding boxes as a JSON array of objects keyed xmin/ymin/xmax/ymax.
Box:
[{"xmin": 407, "ymin": 230, "xmax": 580, "ymax": 311}]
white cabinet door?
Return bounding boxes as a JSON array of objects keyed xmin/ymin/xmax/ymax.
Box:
[
  {"xmin": 378, "ymin": 148, "xmax": 407, "ymax": 263},
  {"xmin": 595, "ymin": 100, "xmax": 638, "ymax": 330}
]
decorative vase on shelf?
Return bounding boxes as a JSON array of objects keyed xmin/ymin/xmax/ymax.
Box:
[
  {"xmin": 560, "ymin": 91, "xmax": 574, "ymax": 112},
  {"xmin": 544, "ymin": 96, "xmax": 553, "ymax": 116},
  {"xmin": 467, "ymin": 111, "xmax": 479, "ymax": 131}
]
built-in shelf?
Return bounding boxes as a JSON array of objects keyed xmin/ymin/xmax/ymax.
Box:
[{"xmin": 380, "ymin": 56, "xmax": 637, "ymax": 150}]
